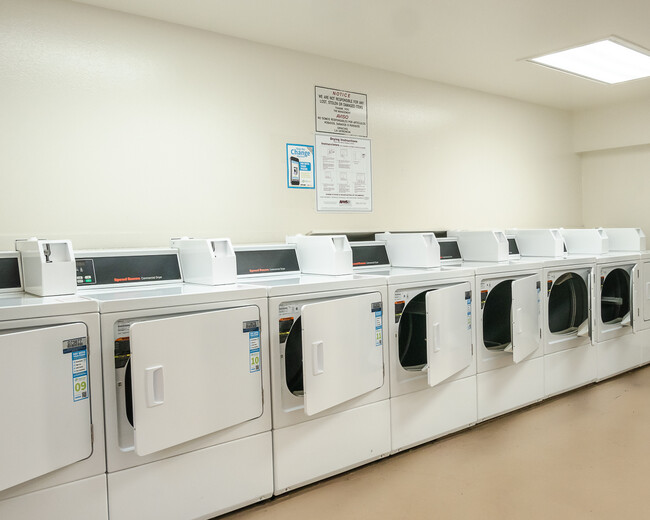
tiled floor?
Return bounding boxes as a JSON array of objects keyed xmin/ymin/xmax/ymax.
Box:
[{"xmin": 224, "ymin": 365, "xmax": 650, "ymax": 519}]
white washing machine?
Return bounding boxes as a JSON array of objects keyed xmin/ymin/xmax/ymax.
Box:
[
  {"xmin": 560, "ymin": 229, "xmax": 641, "ymax": 381},
  {"xmin": 0, "ymin": 245, "xmax": 107, "ymax": 520},
  {"xmin": 348, "ymin": 233, "xmax": 477, "ymax": 453},
  {"xmin": 235, "ymin": 236, "xmax": 390, "ymax": 494},
  {"xmin": 76, "ymin": 245, "xmax": 273, "ymax": 520},
  {"xmin": 508, "ymin": 229, "xmax": 597, "ymax": 397},
  {"xmin": 449, "ymin": 231, "xmax": 544, "ymax": 421}
]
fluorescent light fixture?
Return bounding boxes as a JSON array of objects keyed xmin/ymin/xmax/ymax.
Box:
[{"xmin": 529, "ymin": 37, "xmax": 650, "ymax": 84}]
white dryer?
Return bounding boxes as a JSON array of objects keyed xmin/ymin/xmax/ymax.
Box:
[
  {"xmin": 349, "ymin": 233, "xmax": 477, "ymax": 453},
  {"xmin": 449, "ymin": 231, "xmax": 544, "ymax": 421},
  {"xmin": 76, "ymin": 246, "xmax": 273, "ymax": 520},
  {"xmin": 598, "ymin": 228, "xmax": 650, "ymax": 366},
  {"xmin": 560, "ymin": 229, "xmax": 641, "ymax": 380},
  {"xmin": 235, "ymin": 236, "xmax": 390, "ymax": 495},
  {"xmin": 508, "ymin": 229, "xmax": 597, "ymax": 397},
  {"xmin": 0, "ymin": 248, "xmax": 107, "ymax": 520}
]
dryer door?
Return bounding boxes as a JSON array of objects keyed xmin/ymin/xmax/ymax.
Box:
[
  {"xmin": 0, "ymin": 323, "xmax": 91, "ymax": 492},
  {"xmin": 129, "ymin": 306, "xmax": 262, "ymax": 456},
  {"xmin": 511, "ymin": 274, "xmax": 541, "ymax": 363},
  {"xmin": 425, "ymin": 282, "xmax": 472, "ymax": 387},
  {"xmin": 301, "ymin": 292, "xmax": 384, "ymax": 416}
]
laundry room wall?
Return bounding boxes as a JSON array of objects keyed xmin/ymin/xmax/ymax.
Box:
[
  {"xmin": 574, "ymin": 97, "xmax": 650, "ymax": 236},
  {"xmin": 0, "ymin": 0, "xmax": 583, "ymax": 250}
]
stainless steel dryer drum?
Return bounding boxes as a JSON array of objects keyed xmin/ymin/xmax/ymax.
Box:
[{"xmin": 547, "ymin": 272, "xmax": 589, "ymax": 335}]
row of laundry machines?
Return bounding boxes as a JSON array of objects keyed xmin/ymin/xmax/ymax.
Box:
[{"xmin": 1, "ymin": 228, "xmax": 648, "ymax": 520}]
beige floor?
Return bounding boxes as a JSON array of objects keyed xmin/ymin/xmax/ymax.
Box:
[{"xmin": 224, "ymin": 365, "xmax": 650, "ymax": 520}]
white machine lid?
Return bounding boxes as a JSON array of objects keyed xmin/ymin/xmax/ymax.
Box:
[
  {"xmin": 594, "ymin": 252, "xmax": 640, "ymax": 264},
  {"xmin": 81, "ymin": 282, "xmax": 266, "ymax": 313},
  {"xmin": 353, "ymin": 265, "xmax": 474, "ymax": 284},
  {"xmin": 452, "ymin": 259, "xmax": 545, "ymax": 275},
  {"xmin": 0, "ymin": 293, "xmax": 97, "ymax": 321}
]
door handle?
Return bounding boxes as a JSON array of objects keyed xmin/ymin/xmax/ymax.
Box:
[
  {"xmin": 145, "ymin": 366, "xmax": 164, "ymax": 407},
  {"xmin": 312, "ymin": 341, "xmax": 324, "ymax": 375},
  {"xmin": 430, "ymin": 322, "xmax": 441, "ymax": 352},
  {"xmin": 516, "ymin": 308, "xmax": 523, "ymax": 334}
]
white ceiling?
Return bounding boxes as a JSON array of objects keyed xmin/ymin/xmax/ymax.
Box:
[{"xmin": 71, "ymin": 0, "xmax": 650, "ymax": 111}]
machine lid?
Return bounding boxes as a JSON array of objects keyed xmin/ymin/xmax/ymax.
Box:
[
  {"xmin": 129, "ymin": 306, "xmax": 263, "ymax": 456},
  {"xmin": 0, "ymin": 323, "xmax": 92, "ymax": 491},
  {"xmin": 425, "ymin": 283, "xmax": 472, "ymax": 387},
  {"xmin": 511, "ymin": 274, "xmax": 541, "ymax": 363},
  {"xmin": 301, "ymin": 292, "xmax": 384, "ymax": 416},
  {"xmin": 351, "ymin": 241, "xmax": 391, "ymax": 268},
  {"xmin": 75, "ymin": 249, "xmax": 182, "ymax": 288},
  {"xmin": 234, "ymin": 245, "xmax": 300, "ymax": 277}
]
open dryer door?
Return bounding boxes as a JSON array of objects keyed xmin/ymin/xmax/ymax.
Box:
[
  {"xmin": 301, "ymin": 292, "xmax": 384, "ymax": 416},
  {"xmin": 0, "ymin": 323, "xmax": 91, "ymax": 491},
  {"xmin": 425, "ymin": 283, "xmax": 472, "ymax": 387},
  {"xmin": 129, "ymin": 307, "xmax": 263, "ymax": 456},
  {"xmin": 511, "ymin": 275, "xmax": 541, "ymax": 363}
]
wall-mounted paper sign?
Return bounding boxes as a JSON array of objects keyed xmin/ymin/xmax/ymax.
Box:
[
  {"xmin": 315, "ymin": 86, "xmax": 368, "ymax": 137},
  {"xmin": 286, "ymin": 143, "xmax": 315, "ymax": 189},
  {"xmin": 315, "ymin": 134, "xmax": 372, "ymax": 212}
]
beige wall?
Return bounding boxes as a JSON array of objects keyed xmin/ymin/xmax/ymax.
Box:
[
  {"xmin": 0, "ymin": 0, "xmax": 583, "ymax": 250},
  {"xmin": 574, "ymin": 97, "xmax": 650, "ymax": 235},
  {"xmin": 581, "ymin": 145, "xmax": 650, "ymax": 233}
]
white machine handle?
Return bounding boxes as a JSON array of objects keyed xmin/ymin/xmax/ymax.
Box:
[
  {"xmin": 430, "ymin": 322, "xmax": 441, "ymax": 353},
  {"xmin": 516, "ymin": 308, "xmax": 524, "ymax": 334},
  {"xmin": 145, "ymin": 366, "xmax": 165, "ymax": 407},
  {"xmin": 312, "ymin": 341, "xmax": 324, "ymax": 375},
  {"xmin": 646, "ymin": 282, "xmax": 650, "ymax": 301}
]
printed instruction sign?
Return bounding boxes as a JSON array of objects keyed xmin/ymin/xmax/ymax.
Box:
[
  {"xmin": 315, "ymin": 134, "xmax": 372, "ymax": 212},
  {"xmin": 286, "ymin": 143, "xmax": 315, "ymax": 189},
  {"xmin": 315, "ymin": 86, "xmax": 368, "ymax": 137}
]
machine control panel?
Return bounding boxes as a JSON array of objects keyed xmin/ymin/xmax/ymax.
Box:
[
  {"xmin": 351, "ymin": 243, "xmax": 390, "ymax": 268},
  {"xmin": 235, "ymin": 248, "xmax": 300, "ymax": 276},
  {"xmin": 75, "ymin": 254, "xmax": 182, "ymax": 286},
  {"xmin": 0, "ymin": 256, "xmax": 21, "ymax": 290}
]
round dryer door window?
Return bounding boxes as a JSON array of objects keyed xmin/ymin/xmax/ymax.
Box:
[
  {"xmin": 482, "ymin": 280, "xmax": 513, "ymax": 351},
  {"xmin": 548, "ymin": 272, "xmax": 588, "ymax": 335},
  {"xmin": 601, "ymin": 269, "xmax": 631, "ymax": 324}
]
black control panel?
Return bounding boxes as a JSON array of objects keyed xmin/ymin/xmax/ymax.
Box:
[
  {"xmin": 235, "ymin": 248, "xmax": 300, "ymax": 276},
  {"xmin": 439, "ymin": 240, "xmax": 462, "ymax": 261},
  {"xmin": 75, "ymin": 254, "xmax": 182, "ymax": 286},
  {"xmin": 351, "ymin": 243, "xmax": 390, "ymax": 267},
  {"xmin": 0, "ymin": 257, "xmax": 21, "ymax": 290}
]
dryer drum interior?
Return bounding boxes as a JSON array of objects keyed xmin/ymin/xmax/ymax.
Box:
[
  {"xmin": 601, "ymin": 268, "xmax": 631, "ymax": 324},
  {"xmin": 285, "ymin": 317, "xmax": 304, "ymax": 395},
  {"xmin": 482, "ymin": 280, "xmax": 512, "ymax": 351},
  {"xmin": 548, "ymin": 272, "xmax": 588, "ymax": 334},
  {"xmin": 125, "ymin": 360, "xmax": 134, "ymax": 427},
  {"xmin": 398, "ymin": 290, "xmax": 429, "ymax": 370}
]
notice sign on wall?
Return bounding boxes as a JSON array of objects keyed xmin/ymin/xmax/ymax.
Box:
[
  {"xmin": 315, "ymin": 134, "xmax": 372, "ymax": 212},
  {"xmin": 315, "ymin": 86, "xmax": 367, "ymax": 137}
]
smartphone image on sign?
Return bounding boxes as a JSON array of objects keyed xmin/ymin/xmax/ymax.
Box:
[{"xmin": 290, "ymin": 156, "xmax": 300, "ymax": 186}]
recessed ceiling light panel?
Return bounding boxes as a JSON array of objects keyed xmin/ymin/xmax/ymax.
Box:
[{"xmin": 529, "ymin": 38, "xmax": 650, "ymax": 84}]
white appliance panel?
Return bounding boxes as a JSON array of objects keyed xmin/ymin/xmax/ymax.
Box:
[
  {"xmin": 426, "ymin": 282, "xmax": 472, "ymax": 386},
  {"xmin": 130, "ymin": 307, "xmax": 263, "ymax": 456},
  {"xmin": 0, "ymin": 323, "xmax": 91, "ymax": 491},
  {"xmin": 512, "ymin": 274, "xmax": 541, "ymax": 363},
  {"xmin": 301, "ymin": 293, "xmax": 384, "ymax": 416}
]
